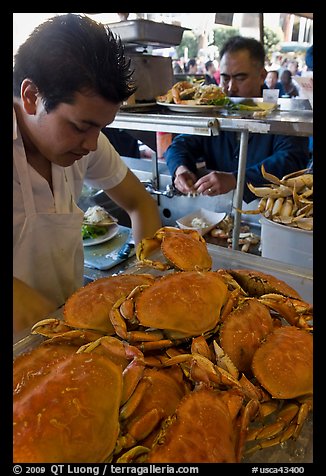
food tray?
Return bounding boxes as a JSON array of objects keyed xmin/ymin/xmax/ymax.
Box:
[{"xmin": 13, "ymin": 244, "xmax": 313, "ymax": 463}]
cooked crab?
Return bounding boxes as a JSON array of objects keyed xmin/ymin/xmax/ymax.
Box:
[
  {"xmin": 114, "ymin": 365, "xmax": 190, "ymax": 458},
  {"xmin": 31, "ymin": 274, "xmax": 156, "ymax": 338},
  {"xmin": 109, "ymin": 271, "xmax": 228, "ymax": 351},
  {"xmin": 117, "ymin": 384, "xmax": 259, "ymax": 463},
  {"xmin": 136, "ymin": 226, "xmax": 212, "ymax": 271},
  {"xmin": 239, "ymin": 165, "xmax": 313, "ymax": 230},
  {"xmin": 13, "ymin": 335, "xmax": 145, "ymax": 463},
  {"xmin": 217, "ymin": 268, "xmax": 313, "ymax": 329}
]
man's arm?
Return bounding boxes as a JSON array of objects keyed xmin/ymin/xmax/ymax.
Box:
[
  {"xmin": 103, "ymin": 168, "xmax": 162, "ymax": 244},
  {"xmin": 13, "ymin": 277, "xmax": 57, "ymax": 335}
]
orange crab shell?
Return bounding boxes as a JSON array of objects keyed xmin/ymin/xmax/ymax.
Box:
[
  {"xmin": 225, "ymin": 269, "xmax": 302, "ymax": 299},
  {"xmin": 134, "ymin": 271, "xmax": 228, "ymax": 338},
  {"xmin": 14, "ymin": 350, "xmax": 123, "ymax": 463},
  {"xmin": 251, "ymin": 326, "xmax": 313, "ymax": 399},
  {"xmin": 146, "ymin": 386, "xmax": 242, "ymax": 463},
  {"xmin": 219, "ymin": 298, "xmax": 275, "ymax": 373},
  {"xmin": 136, "ymin": 227, "xmax": 212, "ymax": 271},
  {"xmin": 161, "ymin": 230, "xmax": 212, "ymax": 271},
  {"xmin": 117, "ymin": 366, "xmax": 189, "ymax": 454},
  {"xmin": 63, "ymin": 274, "xmax": 155, "ymax": 334}
]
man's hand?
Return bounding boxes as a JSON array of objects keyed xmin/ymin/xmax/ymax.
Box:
[
  {"xmin": 194, "ymin": 171, "xmax": 237, "ymax": 196},
  {"xmin": 173, "ymin": 166, "xmax": 197, "ymax": 194}
]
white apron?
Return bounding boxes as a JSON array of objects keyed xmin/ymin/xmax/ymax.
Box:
[{"xmin": 13, "ymin": 138, "xmax": 84, "ymax": 308}]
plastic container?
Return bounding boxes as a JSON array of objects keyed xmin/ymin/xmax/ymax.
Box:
[{"xmin": 260, "ymin": 216, "xmax": 313, "ymax": 269}]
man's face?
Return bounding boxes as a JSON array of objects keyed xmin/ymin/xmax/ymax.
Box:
[
  {"xmin": 219, "ymin": 50, "xmax": 266, "ymax": 97},
  {"xmin": 265, "ymin": 72, "xmax": 278, "ymax": 89},
  {"xmin": 24, "ymin": 90, "xmax": 120, "ymax": 167}
]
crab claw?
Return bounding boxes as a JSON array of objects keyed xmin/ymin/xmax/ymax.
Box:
[{"xmin": 259, "ymin": 293, "xmax": 313, "ymax": 329}]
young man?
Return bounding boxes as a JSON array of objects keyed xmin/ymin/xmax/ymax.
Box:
[
  {"xmin": 13, "ymin": 14, "xmax": 161, "ymax": 332},
  {"xmin": 165, "ymin": 36, "xmax": 310, "ymax": 199}
]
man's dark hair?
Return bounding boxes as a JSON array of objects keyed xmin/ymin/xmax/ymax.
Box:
[
  {"xmin": 267, "ymin": 70, "xmax": 279, "ymax": 78},
  {"xmin": 205, "ymin": 60, "xmax": 214, "ymax": 71},
  {"xmin": 13, "ymin": 13, "xmax": 137, "ymax": 112},
  {"xmin": 219, "ymin": 35, "xmax": 265, "ymax": 68},
  {"xmin": 187, "ymin": 58, "xmax": 197, "ymax": 68}
]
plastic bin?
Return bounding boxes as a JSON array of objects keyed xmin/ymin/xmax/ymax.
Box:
[{"xmin": 260, "ymin": 216, "xmax": 313, "ymax": 269}]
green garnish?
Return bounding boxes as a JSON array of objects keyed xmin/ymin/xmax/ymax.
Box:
[{"xmin": 82, "ymin": 224, "xmax": 108, "ymax": 240}]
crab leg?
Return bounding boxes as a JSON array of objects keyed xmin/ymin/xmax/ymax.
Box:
[{"xmin": 259, "ymin": 294, "xmax": 313, "ymax": 329}]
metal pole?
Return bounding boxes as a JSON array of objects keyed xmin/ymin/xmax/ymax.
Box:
[
  {"xmin": 232, "ymin": 129, "xmax": 249, "ymax": 250},
  {"xmin": 259, "ymin": 13, "xmax": 264, "ymax": 46},
  {"xmin": 151, "ymin": 150, "xmax": 160, "ymax": 206}
]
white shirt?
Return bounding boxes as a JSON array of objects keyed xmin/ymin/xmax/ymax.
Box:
[
  {"xmin": 13, "ymin": 108, "xmax": 128, "ymax": 305},
  {"xmin": 13, "ymin": 109, "xmax": 128, "ymax": 250}
]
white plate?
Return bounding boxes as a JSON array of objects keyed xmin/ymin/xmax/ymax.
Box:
[
  {"xmin": 156, "ymin": 101, "xmax": 223, "ymax": 113},
  {"xmin": 176, "ymin": 209, "xmax": 226, "ymax": 236},
  {"xmin": 82, "ymin": 224, "xmax": 119, "ymax": 247}
]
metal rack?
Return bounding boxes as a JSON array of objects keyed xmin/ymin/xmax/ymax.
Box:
[{"xmin": 109, "ymin": 105, "xmax": 313, "ymax": 249}]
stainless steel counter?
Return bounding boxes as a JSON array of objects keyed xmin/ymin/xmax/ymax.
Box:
[{"xmin": 111, "ymin": 102, "xmax": 313, "ymax": 137}]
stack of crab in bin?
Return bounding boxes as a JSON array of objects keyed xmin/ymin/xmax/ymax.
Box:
[{"xmin": 13, "ymin": 226, "xmax": 313, "ymax": 463}]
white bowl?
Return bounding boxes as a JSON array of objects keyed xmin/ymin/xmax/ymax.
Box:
[{"xmin": 176, "ymin": 209, "xmax": 226, "ymax": 236}]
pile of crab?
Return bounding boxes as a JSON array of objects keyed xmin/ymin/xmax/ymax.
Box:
[
  {"xmin": 240, "ymin": 165, "xmax": 313, "ymax": 231},
  {"xmin": 13, "ymin": 227, "xmax": 313, "ymax": 463}
]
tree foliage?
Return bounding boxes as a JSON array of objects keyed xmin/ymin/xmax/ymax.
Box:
[
  {"xmin": 175, "ymin": 26, "xmax": 282, "ymax": 61},
  {"xmin": 212, "ymin": 28, "xmax": 240, "ymax": 53},
  {"xmin": 263, "ymin": 26, "xmax": 282, "ymax": 59},
  {"xmin": 176, "ymin": 31, "xmax": 199, "ymax": 59}
]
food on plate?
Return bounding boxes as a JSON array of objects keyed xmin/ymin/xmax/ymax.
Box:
[
  {"xmin": 81, "ymin": 224, "xmax": 108, "ymax": 240},
  {"xmin": 157, "ymin": 82, "xmax": 278, "ymax": 113},
  {"xmin": 82, "ymin": 206, "xmax": 118, "ymax": 240},
  {"xmin": 238, "ymin": 165, "xmax": 313, "ymax": 230},
  {"xmin": 190, "ymin": 217, "xmax": 211, "ymax": 228},
  {"xmin": 210, "ymin": 214, "xmax": 260, "ymax": 253},
  {"xmin": 83, "ymin": 205, "xmax": 118, "ymax": 226},
  {"xmin": 157, "ymin": 81, "xmax": 228, "ymax": 106}
]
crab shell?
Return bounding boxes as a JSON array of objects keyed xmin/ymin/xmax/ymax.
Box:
[
  {"xmin": 116, "ymin": 366, "xmax": 189, "ymax": 456},
  {"xmin": 63, "ymin": 274, "xmax": 155, "ymax": 334},
  {"xmin": 136, "ymin": 227, "xmax": 212, "ymax": 271},
  {"xmin": 223, "ymin": 269, "xmax": 302, "ymax": 299},
  {"xmin": 13, "ymin": 342, "xmax": 123, "ymax": 463},
  {"xmin": 145, "ymin": 386, "xmax": 244, "ymax": 463},
  {"xmin": 219, "ymin": 298, "xmax": 275, "ymax": 374},
  {"xmin": 113, "ymin": 271, "xmax": 229, "ymax": 345},
  {"xmin": 251, "ymin": 326, "xmax": 313, "ymax": 399}
]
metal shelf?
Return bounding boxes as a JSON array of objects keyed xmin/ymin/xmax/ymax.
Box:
[{"xmin": 112, "ymin": 108, "xmax": 312, "ymax": 137}]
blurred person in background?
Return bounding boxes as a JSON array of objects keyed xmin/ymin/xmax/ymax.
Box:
[
  {"xmin": 185, "ymin": 58, "xmax": 198, "ymax": 75},
  {"xmin": 264, "ymin": 70, "xmax": 285, "ymax": 96},
  {"xmin": 280, "ymin": 69, "xmax": 299, "ymax": 97},
  {"xmin": 165, "ymin": 36, "xmax": 310, "ymax": 201},
  {"xmin": 204, "ymin": 60, "xmax": 218, "ymax": 85},
  {"xmin": 13, "ymin": 13, "xmax": 161, "ymax": 334},
  {"xmin": 287, "ymin": 59, "xmax": 301, "ymax": 77}
]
